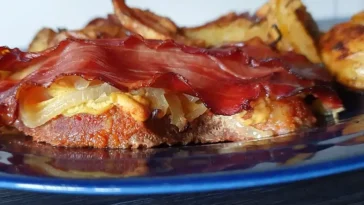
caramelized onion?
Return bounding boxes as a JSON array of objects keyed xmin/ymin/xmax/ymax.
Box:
[
  {"xmin": 165, "ymin": 94, "xmax": 187, "ymax": 131},
  {"xmin": 183, "ymin": 94, "xmax": 200, "ymax": 103},
  {"xmin": 19, "ymin": 77, "xmax": 208, "ymax": 130},
  {"xmin": 185, "ymin": 102, "xmax": 208, "ymax": 122},
  {"xmin": 19, "ymin": 83, "xmax": 119, "ymax": 128},
  {"xmin": 74, "ymin": 77, "xmax": 91, "ymax": 90},
  {"xmin": 144, "ymin": 88, "xmax": 169, "ymax": 118}
]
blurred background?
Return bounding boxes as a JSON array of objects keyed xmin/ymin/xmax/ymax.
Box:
[{"xmin": 1, "ymin": 0, "xmax": 363, "ymax": 47}]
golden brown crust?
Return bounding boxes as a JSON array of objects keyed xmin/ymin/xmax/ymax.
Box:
[
  {"xmin": 28, "ymin": 17, "xmax": 129, "ymax": 52},
  {"xmin": 112, "ymin": 0, "xmax": 202, "ymax": 46},
  {"xmin": 181, "ymin": 13, "xmax": 269, "ymax": 47},
  {"xmin": 250, "ymin": 97, "xmax": 316, "ymax": 134},
  {"xmin": 14, "ymin": 107, "xmax": 248, "ymax": 148},
  {"xmin": 28, "ymin": 28, "xmax": 57, "ymax": 52},
  {"xmin": 13, "ymin": 97, "xmax": 316, "ymax": 149},
  {"xmin": 27, "ymin": 0, "xmax": 322, "ymax": 62},
  {"xmin": 320, "ymin": 14, "xmax": 364, "ymax": 89},
  {"xmin": 351, "ymin": 11, "xmax": 364, "ymax": 24},
  {"xmin": 112, "ymin": 0, "xmax": 176, "ymax": 40}
]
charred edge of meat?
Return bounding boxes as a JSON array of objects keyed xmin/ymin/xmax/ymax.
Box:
[
  {"xmin": 269, "ymin": 24, "xmax": 283, "ymax": 47},
  {"xmin": 150, "ymin": 109, "xmax": 161, "ymax": 120},
  {"xmin": 57, "ymin": 28, "xmax": 68, "ymax": 32}
]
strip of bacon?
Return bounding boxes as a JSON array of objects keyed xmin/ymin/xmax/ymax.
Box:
[{"xmin": 0, "ymin": 35, "xmax": 342, "ymax": 125}]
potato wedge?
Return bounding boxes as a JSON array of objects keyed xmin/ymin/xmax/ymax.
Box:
[
  {"xmin": 112, "ymin": 0, "xmax": 202, "ymax": 46},
  {"xmin": 181, "ymin": 12, "xmax": 269, "ymax": 47},
  {"xmin": 320, "ymin": 13, "xmax": 364, "ymax": 89},
  {"xmin": 29, "ymin": 0, "xmax": 322, "ymax": 61},
  {"xmin": 351, "ymin": 11, "xmax": 364, "ymax": 24},
  {"xmin": 261, "ymin": 0, "xmax": 321, "ymax": 63},
  {"xmin": 255, "ymin": 2, "xmax": 270, "ymax": 20},
  {"xmin": 28, "ymin": 16, "xmax": 129, "ymax": 51},
  {"xmin": 112, "ymin": 0, "xmax": 177, "ymax": 40},
  {"xmin": 28, "ymin": 28, "xmax": 57, "ymax": 52}
]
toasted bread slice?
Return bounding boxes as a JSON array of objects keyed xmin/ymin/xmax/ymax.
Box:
[{"xmin": 14, "ymin": 95, "xmax": 316, "ymax": 149}]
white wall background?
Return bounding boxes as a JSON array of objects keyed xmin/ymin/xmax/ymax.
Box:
[{"xmin": 1, "ymin": 0, "xmax": 363, "ymax": 48}]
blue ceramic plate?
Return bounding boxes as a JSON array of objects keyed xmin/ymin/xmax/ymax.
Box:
[{"xmin": 0, "ymin": 19, "xmax": 363, "ymax": 195}]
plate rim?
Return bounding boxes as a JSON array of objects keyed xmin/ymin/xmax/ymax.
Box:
[{"xmin": 1, "ymin": 152, "xmax": 364, "ymax": 195}]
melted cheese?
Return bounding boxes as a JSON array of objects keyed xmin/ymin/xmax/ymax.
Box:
[
  {"xmin": 235, "ymin": 97, "xmax": 272, "ymax": 126},
  {"xmin": 63, "ymin": 92, "xmax": 150, "ymax": 121}
]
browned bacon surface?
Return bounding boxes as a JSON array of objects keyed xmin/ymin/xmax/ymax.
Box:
[{"xmin": 0, "ymin": 35, "xmax": 342, "ymax": 126}]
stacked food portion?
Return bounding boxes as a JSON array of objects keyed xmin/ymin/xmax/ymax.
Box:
[{"xmin": 1, "ymin": 0, "xmax": 355, "ymax": 149}]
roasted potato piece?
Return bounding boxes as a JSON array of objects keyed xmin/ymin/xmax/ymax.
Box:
[
  {"xmin": 320, "ymin": 12, "xmax": 364, "ymax": 89},
  {"xmin": 181, "ymin": 12, "xmax": 269, "ymax": 47},
  {"xmin": 112, "ymin": 0, "xmax": 201, "ymax": 46},
  {"xmin": 261, "ymin": 0, "xmax": 321, "ymax": 63},
  {"xmin": 70, "ymin": 19, "xmax": 128, "ymax": 39},
  {"xmin": 351, "ymin": 11, "xmax": 364, "ymax": 24},
  {"xmin": 28, "ymin": 28, "xmax": 57, "ymax": 52},
  {"xmin": 30, "ymin": 0, "xmax": 321, "ymax": 59},
  {"xmin": 28, "ymin": 16, "xmax": 129, "ymax": 51},
  {"xmin": 112, "ymin": 0, "xmax": 177, "ymax": 40},
  {"xmin": 255, "ymin": 3, "xmax": 270, "ymax": 20}
]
